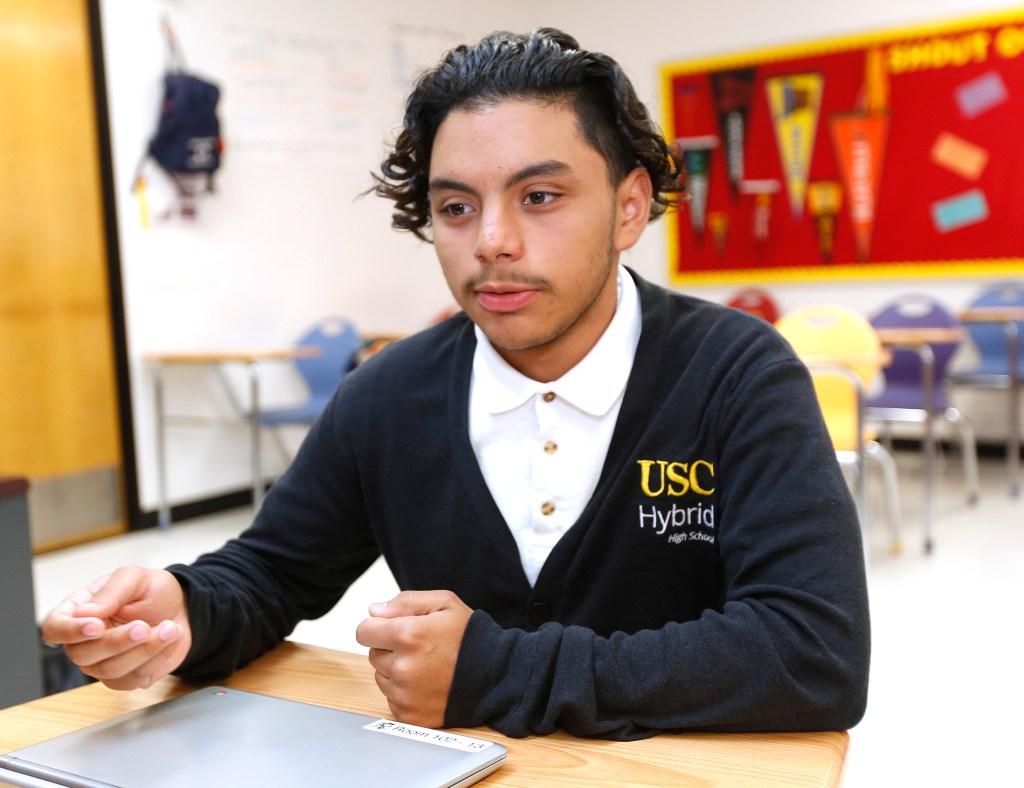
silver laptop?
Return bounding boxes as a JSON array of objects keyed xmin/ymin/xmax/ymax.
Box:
[{"xmin": 0, "ymin": 687, "xmax": 506, "ymax": 787}]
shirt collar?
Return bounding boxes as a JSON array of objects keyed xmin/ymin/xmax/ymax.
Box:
[{"xmin": 472, "ymin": 266, "xmax": 642, "ymax": 416}]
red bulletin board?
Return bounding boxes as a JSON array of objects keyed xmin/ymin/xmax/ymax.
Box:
[{"xmin": 660, "ymin": 9, "xmax": 1024, "ymax": 285}]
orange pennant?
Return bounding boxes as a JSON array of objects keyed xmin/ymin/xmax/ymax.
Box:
[{"xmin": 830, "ymin": 112, "xmax": 889, "ymax": 262}]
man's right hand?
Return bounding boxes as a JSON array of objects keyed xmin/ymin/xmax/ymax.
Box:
[{"xmin": 39, "ymin": 566, "xmax": 192, "ymax": 691}]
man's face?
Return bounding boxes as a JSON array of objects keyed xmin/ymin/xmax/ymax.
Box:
[{"xmin": 428, "ymin": 99, "xmax": 650, "ymax": 382}]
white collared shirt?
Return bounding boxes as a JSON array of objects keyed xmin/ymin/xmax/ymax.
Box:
[{"xmin": 469, "ymin": 266, "xmax": 642, "ymax": 585}]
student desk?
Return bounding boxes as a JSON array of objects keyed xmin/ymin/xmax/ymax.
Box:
[
  {"xmin": 958, "ymin": 308, "xmax": 1024, "ymax": 497},
  {"xmin": 872, "ymin": 326, "xmax": 968, "ymax": 553},
  {"xmin": 0, "ymin": 641, "xmax": 849, "ymax": 787},
  {"xmin": 145, "ymin": 348, "xmax": 319, "ymax": 528}
]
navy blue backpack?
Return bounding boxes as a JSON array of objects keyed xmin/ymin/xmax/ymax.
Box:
[
  {"xmin": 148, "ymin": 71, "xmax": 222, "ymax": 190},
  {"xmin": 136, "ymin": 22, "xmax": 223, "ymax": 194}
]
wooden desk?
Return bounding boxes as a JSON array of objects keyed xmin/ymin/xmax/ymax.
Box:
[
  {"xmin": 958, "ymin": 308, "xmax": 1024, "ymax": 497},
  {"xmin": 0, "ymin": 642, "xmax": 849, "ymax": 787},
  {"xmin": 144, "ymin": 348, "xmax": 319, "ymax": 528}
]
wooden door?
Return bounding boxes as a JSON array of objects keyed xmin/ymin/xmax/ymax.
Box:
[{"xmin": 0, "ymin": 0, "xmax": 125, "ymax": 550}]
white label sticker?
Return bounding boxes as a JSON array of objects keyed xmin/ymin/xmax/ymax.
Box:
[{"xmin": 363, "ymin": 719, "xmax": 495, "ymax": 753}]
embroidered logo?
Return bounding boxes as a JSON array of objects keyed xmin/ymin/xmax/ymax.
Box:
[
  {"xmin": 636, "ymin": 459, "xmax": 715, "ymax": 497},
  {"xmin": 636, "ymin": 458, "xmax": 717, "ymax": 544}
]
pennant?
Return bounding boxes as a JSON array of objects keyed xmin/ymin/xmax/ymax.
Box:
[
  {"xmin": 829, "ymin": 113, "xmax": 889, "ymax": 261},
  {"xmin": 827, "ymin": 49, "xmax": 891, "ymax": 262},
  {"xmin": 739, "ymin": 179, "xmax": 781, "ymax": 245},
  {"xmin": 677, "ymin": 135, "xmax": 720, "ymax": 239},
  {"xmin": 765, "ymin": 72, "xmax": 824, "ymax": 219},
  {"xmin": 708, "ymin": 211, "xmax": 730, "ymax": 257},
  {"xmin": 807, "ymin": 181, "xmax": 842, "ymax": 262},
  {"xmin": 710, "ymin": 69, "xmax": 756, "ymax": 195}
]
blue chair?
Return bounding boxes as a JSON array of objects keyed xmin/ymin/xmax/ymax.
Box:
[
  {"xmin": 948, "ymin": 282, "xmax": 1024, "ymax": 496},
  {"xmin": 259, "ymin": 316, "xmax": 362, "ymax": 459},
  {"xmin": 867, "ymin": 295, "xmax": 979, "ymax": 509},
  {"xmin": 955, "ymin": 282, "xmax": 1024, "ymax": 379}
]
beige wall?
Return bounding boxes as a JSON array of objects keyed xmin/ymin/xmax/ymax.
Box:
[{"xmin": 0, "ymin": 0, "xmax": 125, "ymax": 550}]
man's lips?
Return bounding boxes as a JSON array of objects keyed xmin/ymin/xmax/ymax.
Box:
[{"xmin": 473, "ymin": 284, "xmax": 540, "ymax": 313}]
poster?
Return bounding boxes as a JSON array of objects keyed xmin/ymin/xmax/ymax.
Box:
[{"xmin": 661, "ymin": 9, "xmax": 1024, "ymax": 284}]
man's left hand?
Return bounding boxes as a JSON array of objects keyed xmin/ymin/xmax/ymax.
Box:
[{"xmin": 355, "ymin": 590, "xmax": 473, "ymax": 728}]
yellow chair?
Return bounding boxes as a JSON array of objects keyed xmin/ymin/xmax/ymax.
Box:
[{"xmin": 775, "ymin": 305, "xmax": 901, "ymax": 554}]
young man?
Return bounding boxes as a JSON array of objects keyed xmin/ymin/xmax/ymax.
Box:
[{"xmin": 42, "ymin": 28, "xmax": 869, "ymax": 740}]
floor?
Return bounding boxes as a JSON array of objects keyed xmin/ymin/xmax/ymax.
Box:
[{"xmin": 32, "ymin": 449, "xmax": 1023, "ymax": 787}]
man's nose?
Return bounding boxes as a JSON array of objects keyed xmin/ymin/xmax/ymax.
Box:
[{"xmin": 474, "ymin": 204, "xmax": 523, "ymax": 263}]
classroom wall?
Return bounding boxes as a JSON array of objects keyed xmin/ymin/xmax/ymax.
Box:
[{"xmin": 97, "ymin": 0, "xmax": 1024, "ymax": 515}]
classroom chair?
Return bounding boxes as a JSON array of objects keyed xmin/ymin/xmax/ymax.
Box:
[
  {"xmin": 867, "ymin": 294, "xmax": 980, "ymax": 507},
  {"xmin": 775, "ymin": 304, "xmax": 901, "ymax": 554},
  {"xmin": 947, "ymin": 281, "xmax": 1024, "ymax": 497},
  {"xmin": 725, "ymin": 287, "xmax": 780, "ymax": 323},
  {"xmin": 259, "ymin": 316, "xmax": 362, "ymax": 460}
]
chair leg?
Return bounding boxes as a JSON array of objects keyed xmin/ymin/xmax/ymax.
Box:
[
  {"xmin": 866, "ymin": 441, "xmax": 902, "ymax": 555},
  {"xmin": 943, "ymin": 407, "xmax": 980, "ymax": 506},
  {"xmin": 268, "ymin": 427, "xmax": 292, "ymax": 467}
]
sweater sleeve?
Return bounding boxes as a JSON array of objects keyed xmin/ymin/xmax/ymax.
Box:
[
  {"xmin": 445, "ymin": 353, "xmax": 870, "ymax": 740},
  {"xmin": 165, "ymin": 384, "xmax": 381, "ymax": 684}
]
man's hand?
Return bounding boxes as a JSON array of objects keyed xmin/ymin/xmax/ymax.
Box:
[
  {"xmin": 39, "ymin": 566, "xmax": 192, "ymax": 691},
  {"xmin": 355, "ymin": 590, "xmax": 473, "ymax": 728}
]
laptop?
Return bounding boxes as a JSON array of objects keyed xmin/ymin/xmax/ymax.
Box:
[{"xmin": 0, "ymin": 687, "xmax": 507, "ymax": 787}]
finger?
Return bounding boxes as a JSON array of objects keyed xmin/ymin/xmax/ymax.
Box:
[
  {"xmin": 355, "ymin": 616, "xmax": 395, "ymax": 651},
  {"xmin": 69, "ymin": 619, "xmax": 181, "ymax": 673},
  {"xmin": 93, "ymin": 639, "xmax": 187, "ymax": 692},
  {"xmin": 368, "ymin": 590, "xmax": 458, "ymax": 618},
  {"xmin": 40, "ymin": 580, "xmax": 113, "ymax": 646},
  {"xmin": 372, "ymin": 668, "xmax": 391, "ymax": 698},
  {"xmin": 365, "ymin": 647, "xmax": 393, "ymax": 678},
  {"xmin": 357, "ymin": 613, "xmax": 430, "ymax": 652},
  {"xmin": 40, "ymin": 607, "xmax": 105, "ymax": 645}
]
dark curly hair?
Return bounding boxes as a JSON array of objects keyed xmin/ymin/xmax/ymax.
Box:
[{"xmin": 373, "ymin": 28, "xmax": 685, "ymax": 241}]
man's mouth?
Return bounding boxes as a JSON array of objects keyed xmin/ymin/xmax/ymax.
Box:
[{"xmin": 474, "ymin": 284, "xmax": 539, "ymax": 313}]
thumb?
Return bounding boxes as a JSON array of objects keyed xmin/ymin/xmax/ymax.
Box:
[
  {"xmin": 73, "ymin": 566, "xmax": 149, "ymax": 620},
  {"xmin": 368, "ymin": 590, "xmax": 456, "ymax": 618}
]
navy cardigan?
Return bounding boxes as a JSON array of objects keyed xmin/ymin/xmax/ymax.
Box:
[{"xmin": 170, "ymin": 271, "xmax": 870, "ymax": 740}]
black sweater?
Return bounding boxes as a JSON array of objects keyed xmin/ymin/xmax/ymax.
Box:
[{"xmin": 169, "ymin": 271, "xmax": 870, "ymax": 740}]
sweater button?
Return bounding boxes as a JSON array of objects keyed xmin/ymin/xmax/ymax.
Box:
[{"xmin": 528, "ymin": 602, "xmax": 551, "ymax": 627}]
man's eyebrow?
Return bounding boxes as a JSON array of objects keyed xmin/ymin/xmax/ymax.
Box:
[
  {"xmin": 429, "ymin": 177, "xmax": 475, "ymax": 194},
  {"xmin": 428, "ymin": 160, "xmax": 574, "ymax": 195},
  {"xmin": 504, "ymin": 160, "xmax": 573, "ymax": 189}
]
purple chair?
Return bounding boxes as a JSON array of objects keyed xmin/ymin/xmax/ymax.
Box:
[{"xmin": 866, "ymin": 295, "xmax": 979, "ymax": 509}]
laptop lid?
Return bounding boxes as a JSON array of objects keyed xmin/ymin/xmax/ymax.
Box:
[{"xmin": 0, "ymin": 687, "xmax": 506, "ymax": 788}]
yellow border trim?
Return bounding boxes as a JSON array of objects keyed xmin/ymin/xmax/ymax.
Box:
[
  {"xmin": 660, "ymin": 7, "xmax": 1024, "ymax": 287},
  {"xmin": 672, "ymin": 258, "xmax": 1024, "ymax": 286}
]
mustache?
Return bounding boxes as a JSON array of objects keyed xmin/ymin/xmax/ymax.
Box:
[{"xmin": 463, "ymin": 271, "xmax": 551, "ymax": 294}]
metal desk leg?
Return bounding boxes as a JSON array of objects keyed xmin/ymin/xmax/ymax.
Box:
[
  {"xmin": 1007, "ymin": 322, "xmax": 1021, "ymax": 497},
  {"xmin": 154, "ymin": 363, "xmax": 171, "ymax": 530},
  {"xmin": 920, "ymin": 345, "xmax": 936, "ymax": 553},
  {"xmin": 246, "ymin": 361, "xmax": 264, "ymax": 512}
]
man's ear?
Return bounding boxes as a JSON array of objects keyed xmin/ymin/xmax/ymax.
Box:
[{"xmin": 614, "ymin": 167, "xmax": 654, "ymax": 252}]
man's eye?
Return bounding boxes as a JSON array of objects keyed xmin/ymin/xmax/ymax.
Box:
[
  {"xmin": 441, "ymin": 202, "xmax": 470, "ymax": 217},
  {"xmin": 524, "ymin": 192, "xmax": 552, "ymax": 206}
]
